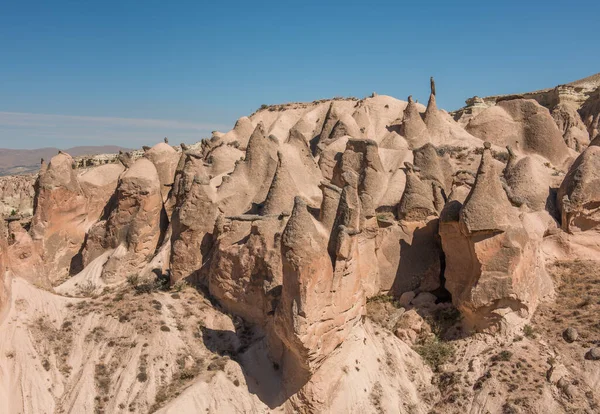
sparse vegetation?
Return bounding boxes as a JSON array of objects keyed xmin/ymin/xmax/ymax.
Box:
[
  {"xmin": 367, "ymin": 294, "xmax": 402, "ymax": 308},
  {"xmin": 436, "ymin": 145, "xmax": 469, "ymax": 158},
  {"xmin": 523, "ymin": 324, "xmax": 536, "ymax": 339},
  {"xmin": 492, "ymin": 350, "xmax": 513, "ymax": 362},
  {"xmin": 126, "ymin": 274, "xmax": 139, "ymax": 286},
  {"xmin": 171, "ymin": 279, "xmax": 188, "ymax": 292},
  {"xmin": 133, "ymin": 275, "xmax": 169, "ymax": 294},
  {"xmin": 414, "ymin": 337, "xmax": 455, "ymax": 370},
  {"xmin": 426, "ymin": 306, "xmax": 462, "ymax": 339},
  {"xmin": 77, "ymin": 280, "xmax": 97, "ymax": 297},
  {"xmin": 94, "ymin": 363, "xmax": 111, "ymax": 412}
]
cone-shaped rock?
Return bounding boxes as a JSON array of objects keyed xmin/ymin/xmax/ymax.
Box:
[
  {"xmin": 459, "ymin": 143, "xmax": 513, "ymax": 233},
  {"xmin": 398, "ymin": 163, "xmax": 437, "ymax": 221},
  {"xmin": 262, "ymin": 152, "xmax": 299, "ymax": 215}
]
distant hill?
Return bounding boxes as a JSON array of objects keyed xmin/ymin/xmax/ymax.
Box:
[{"xmin": 0, "ymin": 145, "xmax": 132, "ymax": 176}]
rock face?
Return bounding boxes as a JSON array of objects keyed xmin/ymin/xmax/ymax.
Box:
[
  {"xmin": 465, "ymin": 99, "xmax": 572, "ymax": 166},
  {"xmin": 143, "ymin": 142, "xmax": 179, "ymax": 207},
  {"xmin": 551, "ymin": 102, "xmax": 590, "ymax": 151},
  {"xmin": 6, "ymin": 75, "xmax": 600, "ymax": 413},
  {"xmin": 455, "ymin": 73, "xmax": 600, "ymax": 150},
  {"xmin": 0, "ymin": 219, "xmax": 8, "ymax": 309},
  {"xmin": 83, "ymin": 158, "xmax": 164, "ymax": 282},
  {"xmin": 580, "ymin": 87, "xmax": 600, "ymax": 142},
  {"xmin": 0, "ymin": 174, "xmax": 36, "ymax": 217},
  {"xmin": 274, "ymin": 196, "xmax": 364, "ymax": 387},
  {"xmin": 503, "ymin": 148, "xmax": 553, "ymax": 212},
  {"xmin": 208, "ymin": 216, "xmax": 284, "ymax": 325},
  {"xmin": 5, "ymin": 219, "xmax": 46, "ymax": 285},
  {"xmin": 440, "ymin": 144, "xmax": 554, "ymax": 331},
  {"xmin": 558, "ymin": 145, "xmax": 600, "ymax": 232},
  {"xmin": 30, "ymin": 153, "xmax": 123, "ymax": 281}
]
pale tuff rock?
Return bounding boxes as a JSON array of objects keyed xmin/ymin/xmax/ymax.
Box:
[
  {"xmin": 459, "ymin": 143, "xmax": 514, "ymax": 233},
  {"xmin": 218, "ymin": 123, "xmax": 279, "ymax": 214},
  {"xmin": 31, "ymin": 152, "xmax": 120, "ymax": 281},
  {"xmin": 0, "ymin": 220, "xmax": 7, "ymax": 309},
  {"xmin": 143, "ymin": 142, "xmax": 179, "ymax": 207},
  {"xmin": 262, "ymin": 152, "xmax": 299, "ymax": 215},
  {"xmin": 558, "ymin": 145, "xmax": 600, "ymax": 232},
  {"xmin": 287, "ymin": 104, "xmax": 328, "ymax": 147},
  {"xmin": 551, "ymin": 102, "xmax": 590, "ymax": 151},
  {"xmin": 466, "ymin": 99, "xmax": 573, "ymax": 166},
  {"xmin": 412, "ymin": 143, "xmax": 453, "ymax": 193},
  {"xmin": 502, "ymin": 150, "xmax": 552, "ymax": 212},
  {"xmin": 396, "ymin": 95, "xmax": 427, "ymax": 148},
  {"xmin": 83, "ymin": 158, "xmax": 164, "ymax": 282},
  {"xmin": 0, "ymin": 174, "xmax": 36, "ymax": 217},
  {"xmin": 424, "ymin": 85, "xmax": 442, "ymax": 128},
  {"xmin": 169, "ymin": 168, "xmax": 217, "ymax": 283},
  {"xmin": 336, "ymin": 139, "xmax": 386, "ymax": 219},
  {"xmin": 117, "ymin": 151, "xmax": 135, "ymax": 168},
  {"xmin": 441, "ymin": 144, "xmax": 554, "ymax": 331},
  {"xmin": 2, "ymin": 218, "xmax": 50, "ymax": 296},
  {"xmin": 398, "ymin": 162, "xmax": 437, "ymax": 221},
  {"xmin": 274, "ymin": 197, "xmax": 364, "ymax": 383},
  {"xmin": 580, "ymin": 87, "xmax": 600, "ymax": 142},
  {"xmin": 456, "ymin": 74, "xmax": 600, "ymax": 150},
  {"xmin": 318, "ymin": 181, "xmax": 342, "ymax": 232},
  {"xmin": 377, "ymin": 220, "xmax": 442, "ymax": 295},
  {"xmin": 318, "ymin": 102, "xmax": 344, "ymax": 150},
  {"xmin": 219, "ymin": 116, "xmax": 256, "ymax": 149},
  {"xmin": 6, "ymin": 77, "xmax": 600, "ymax": 413},
  {"xmin": 208, "ymin": 216, "xmax": 284, "ymax": 325}
]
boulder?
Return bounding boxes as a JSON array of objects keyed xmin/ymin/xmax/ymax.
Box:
[
  {"xmin": 562, "ymin": 327, "xmax": 578, "ymax": 343},
  {"xmin": 585, "ymin": 348, "xmax": 600, "ymax": 361}
]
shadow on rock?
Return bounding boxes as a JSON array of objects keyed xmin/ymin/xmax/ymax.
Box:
[{"xmin": 200, "ymin": 325, "xmax": 289, "ymax": 408}]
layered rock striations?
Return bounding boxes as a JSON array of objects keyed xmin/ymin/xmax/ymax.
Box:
[{"xmin": 456, "ymin": 72, "xmax": 600, "ymax": 152}]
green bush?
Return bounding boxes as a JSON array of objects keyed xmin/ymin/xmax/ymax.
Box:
[
  {"xmin": 126, "ymin": 274, "xmax": 139, "ymax": 286},
  {"xmin": 414, "ymin": 337, "xmax": 455, "ymax": 370},
  {"xmin": 523, "ymin": 324, "xmax": 536, "ymax": 339},
  {"xmin": 492, "ymin": 350, "xmax": 513, "ymax": 362}
]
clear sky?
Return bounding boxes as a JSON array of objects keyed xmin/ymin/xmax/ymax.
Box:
[{"xmin": 1, "ymin": 1, "xmax": 599, "ymax": 149}]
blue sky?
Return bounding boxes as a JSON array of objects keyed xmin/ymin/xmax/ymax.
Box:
[{"xmin": 1, "ymin": 1, "xmax": 599, "ymax": 149}]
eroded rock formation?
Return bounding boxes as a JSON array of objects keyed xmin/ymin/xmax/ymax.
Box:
[
  {"xmin": 558, "ymin": 144, "xmax": 600, "ymax": 232},
  {"xmin": 440, "ymin": 143, "xmax": 554, "ymax": 331},
  {"xmin": 4, "ymin": 74, "xmax": 600, "ymax": 414}
]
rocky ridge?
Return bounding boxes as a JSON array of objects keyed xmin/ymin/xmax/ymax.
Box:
[{"xmin": 0, "ymin": 75, "xmax": 600, "ymax": 413}]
